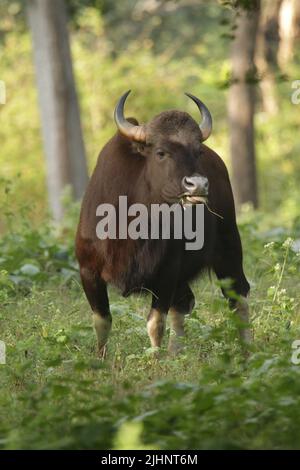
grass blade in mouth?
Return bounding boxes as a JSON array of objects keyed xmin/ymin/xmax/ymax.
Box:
[
  {"xmin": 180, "ymin": 193, "xmax": 207, "ymax": 203},
  {"xmin": 179, "ymin": 194, "xmax": 224, "ymax": 220}
]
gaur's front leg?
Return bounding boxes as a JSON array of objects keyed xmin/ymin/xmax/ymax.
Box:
[
  {"xmin": 147, "ymin": 246, "xmax": 182, "ymax": 349},
  {"xmin": 147, "ymin": 292, "xmax": 172, "ymax": 349},
  {"xmin": 147, "ymin": 306, "xmax": 167, "ymax": 348},
  {"xmin": 168, "ymin": 283, "xmax": 195, "ymax": 355}
]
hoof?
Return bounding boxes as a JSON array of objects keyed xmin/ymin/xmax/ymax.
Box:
[
  {"xmin": 168, "ymin": 337, "xmax": 184, "ymax": 356},
  {"xmin": 97, "ymin": 344, "xmax": 107, "ymax": 360}
]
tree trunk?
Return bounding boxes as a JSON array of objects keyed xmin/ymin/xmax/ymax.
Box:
[
  {"xmin": 278, "ymin": 0, "xmax": 300, "ymax": 68},
  {"xmin": 27, "ymin": 0, "xmax": 88, "ymax": 221},
  {"xmin": 228, "ymin": 2, "xmax": 261, "ymax": 209},
  {"xmin": 256, "ymin": 0, "xmax": 283, "ymax": 115}
]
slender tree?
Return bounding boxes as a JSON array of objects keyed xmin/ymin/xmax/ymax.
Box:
[
  {"xmin": 228, "ymin": 0, "xmax": 261, "ymax": 209},
  {"xmin": 27, "ymin": 0, "xmax": 88, "ymax": 221},
  {"xmin": 256, "ymin": 0, "xmax": 283, "ymax": 115},
  {"xmin": 278, "ymin": 0, "xmax": 300, "ymax": 69}
]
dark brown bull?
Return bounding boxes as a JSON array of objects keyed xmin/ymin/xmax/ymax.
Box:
[{"xmin": 76, "ymin": 91, "xmax": 251, "ymax": 357}]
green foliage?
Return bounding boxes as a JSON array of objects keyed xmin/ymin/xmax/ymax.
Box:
[
  {"xmin": 221, "ymin": 0, "xmax": 260, "ymax": 11},
  {"xmin": 0, "ymin": 204, "xmax": 299, "ymax": 449},
  {"xmin": 0, "ymin": 182, "xmax": 79, "ymax": 295}
]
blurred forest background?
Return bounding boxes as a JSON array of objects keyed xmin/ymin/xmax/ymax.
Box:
[
  {"xmin": 1, "ymin": 0, "xmax": 300, "ymax": 451},
  {"xmin": 1, "ymin": 0, "xmax": 300, "ymax": 228}
]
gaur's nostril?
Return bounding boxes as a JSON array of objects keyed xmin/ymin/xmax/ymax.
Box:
[
  {"xmin": 182, "ymin": 176, "xmax": 197, "ymax": 191},
  {"xmin": 181, "ymin": 175, "xmax": 209, "ymax": 195}
]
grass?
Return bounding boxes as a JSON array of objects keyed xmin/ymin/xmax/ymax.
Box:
[{"xmin": 1, "ymin": 210, "xmax": 300, "ymax": 450}]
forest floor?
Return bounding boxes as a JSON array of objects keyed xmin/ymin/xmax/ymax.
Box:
[{"xmin": 0, "ymin": 212, "xmax": 300, "ymax": 450}]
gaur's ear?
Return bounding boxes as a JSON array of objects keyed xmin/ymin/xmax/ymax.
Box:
[
  {"xmin": 132, "ymin": 142, "xmax": 151, "ymax": 157},
  {"xmin": 127, "ymin": 116, "xmax": 139, "ymax": 126}
]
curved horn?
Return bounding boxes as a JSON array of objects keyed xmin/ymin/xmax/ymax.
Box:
[
  {"xmin": 114, "ymin": 90, "xmax": 146, "ymax": 142},
  {"xmin": 185, "ymin": 92, "xmax": 212, "ymax": 142}
]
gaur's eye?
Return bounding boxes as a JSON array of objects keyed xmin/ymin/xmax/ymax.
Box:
[{"xmin": 156, "ymin": 149, "xmax": 168, "ymax": 160}]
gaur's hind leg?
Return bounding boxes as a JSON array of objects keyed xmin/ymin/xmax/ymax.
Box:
[
  {"xmin": 80, "ymin": 266, "xmax": 112, "ymax": 358},
  {"xmin": 213, "ymin": 227, "xmax": 252, "ymax": 345},
  {"xmin": 168, "ymin": 283, "xmax": 195, "ymax": 355}
]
